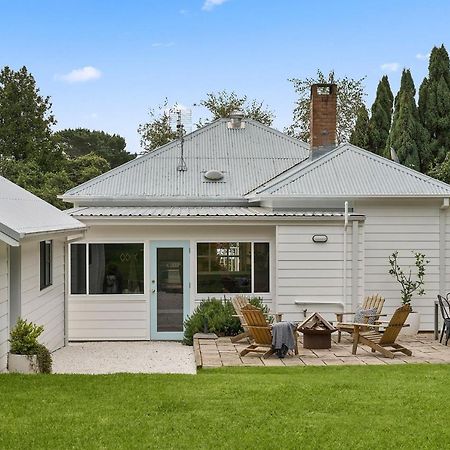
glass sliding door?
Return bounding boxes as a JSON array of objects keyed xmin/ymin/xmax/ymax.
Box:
[{"xmin": 150, "ymin": 241, "xmax": 190, "ymax": 340}]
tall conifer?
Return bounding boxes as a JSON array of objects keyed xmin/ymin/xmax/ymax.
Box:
[
  {"xmin": 387, "ymin": 69, "xmax": 429, "ymax": 171},
  {"xmin": 350, "ymin": 105, "xmax": 370, "ymax": 149},
  {"xmin": 418, "ymin": 45, "xmax": 450, "ymax": 165},
  {"xmin": 368, "ymin": 76, "xmax": 393, "ymax": 155}
]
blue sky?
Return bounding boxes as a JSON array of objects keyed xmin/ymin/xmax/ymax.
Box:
[{"xmin": 1, "ymin": 0, "xmax": 449, "ymax": 152}]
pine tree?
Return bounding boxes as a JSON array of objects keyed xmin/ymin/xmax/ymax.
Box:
[
  {"xmin": 418, "ymin": 45, "xmax": 450, "ymax": 165},
  {"xmin": 350, "ymin": 105, "xmax": 370, "ymax": 149},
  {"xmin": 367, "ymin": 76, "xmax": 393, "ymax": 156},
  {"xmin": 0, "ymin": 66, "xmax": 60, "ymax": 170},
  {"xmin": 387, "ymin": 69, "xmax": 429, "ymax": 171}
]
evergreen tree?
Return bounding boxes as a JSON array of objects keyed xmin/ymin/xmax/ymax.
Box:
[
  {"xmin": 387, "ymin": 69, "xmax": 429, "ymax": 171},
  {"xmin": 418, "ymin": 45, "xmax": 450, "ymax": 165},
  {"xmin": 367, "ymin": 76, "xmax": 394, "ymax": 156},
  {"xmin": 0, "ymin": 66, "xmax": 61, "ymax": 171},
  {"xmin": 349, "ymin": 105, "xmax": 370, "ymax": 149}
]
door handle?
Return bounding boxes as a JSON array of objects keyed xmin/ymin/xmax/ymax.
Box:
[{"xmin": 152, "ymin": 289, "xmax": 156, "ymax": 293}]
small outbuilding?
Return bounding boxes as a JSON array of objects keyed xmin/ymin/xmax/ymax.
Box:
[{"xmin": 0, "ymin": 176, "xmax": 85, "ymax": 372}]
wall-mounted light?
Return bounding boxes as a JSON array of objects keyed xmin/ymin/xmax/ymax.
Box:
[{"xmin": 312, "ymin": 234, "xmax": 328, "ymax": 243}]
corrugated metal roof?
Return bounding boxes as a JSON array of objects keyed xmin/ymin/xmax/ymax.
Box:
[
  {"xmin": 62, "ymin": 119, "xmax": 309, "ymax": 201},
  {"xmin": 251, "ymin": 143, "xmax": 450, "ymax": 197},
  {"xmin": 0, "ymin": 176, "xmax": 85, "ymax": 242},
  {"xmin": 67, "ymin": 206, "xmax": 351, "ymax": 218}
]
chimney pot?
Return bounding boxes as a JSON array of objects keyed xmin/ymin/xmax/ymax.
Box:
[
  {"xmin": 228, "ymin": 110, "xmax": 245, "ymax": 129},
  {"xmin": 310, "ymin": 83, "xmax": 337, "ymax": 152}
]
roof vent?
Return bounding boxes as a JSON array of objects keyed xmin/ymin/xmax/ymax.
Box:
[
  {"xmin": 228, "ymin": 110, "xmax": 245, "ymax": 129},
  {"xmin": 204, "ymin": 169, "xmax": 224, "ymax": 181}
]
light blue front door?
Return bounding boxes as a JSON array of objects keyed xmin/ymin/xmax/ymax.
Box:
[{"xmin": 150, "ymin": 241, "xmax": 190, "ymax": 340}]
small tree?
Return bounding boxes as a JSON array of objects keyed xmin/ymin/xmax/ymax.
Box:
[
  {"xmin": 350, "ymin": 105, "xmax": 370, "ymax": 149},
  {"xmin": 286, "ymin": 69, "xmax": 366, "ymax": 143},
  {"xmin": 388, "ymin": 251, "xmax": 429, "ymax": 306}
]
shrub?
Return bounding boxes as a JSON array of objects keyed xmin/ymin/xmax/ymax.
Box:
[
  {"xmin": 9, "ymin": 318, "xmax": 52, "ymax": 373},
  {"xmin": 36, "ymin": 344, "xmax": 52, "ymax": 374},
  {"xmin": 9, "ymin": 318, "xmax": 43, "ymax": 355},
  {"xmin": 183, "ymin": 296, "xmax": 269, "ymax": 345}
]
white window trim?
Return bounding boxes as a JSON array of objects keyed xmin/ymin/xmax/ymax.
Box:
[
  {"xmin": 195, "ymin": 240, "xmax": 271, "ymax": 296},
  {"xmin": 69, "ymin": 241, "xmax": 146, "ymax": 297}
]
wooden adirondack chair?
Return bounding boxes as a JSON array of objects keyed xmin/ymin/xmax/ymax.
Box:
[
  {"xmin": 344, "ymin": 304, "xmax": 412, "ymax": 359},
  {"xmin": 239, "ymin": 304, "xmax": 276, "ymax": 358},
  {"xmin": 231, "ymin": 295, "xmax": 283, "ymax": 343},
  {"xmin": 231, "ymin": 296, "xmax": 252, "ymax": 343},
  {"xmin": 239, "ymin": 304, "xmax": 297, "ymax": 358},
  {"xmin": 335, "ymin": 294, "xmax": 385, "ymax": 343}
]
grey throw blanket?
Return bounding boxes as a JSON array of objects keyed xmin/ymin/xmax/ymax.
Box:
[{"xmin": 271, "ymin": 321, "xmax": 297, "ymax": 351}]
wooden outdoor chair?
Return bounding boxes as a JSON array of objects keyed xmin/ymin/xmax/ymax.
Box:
[
  {"xmin": 231, "ymin": 296, "xmax": 252, "ymax": 343},
  {"xmin": 231, "ymin": 295, "xmax": 283, "ymax": 343},
  {"xmin": 239, "ymin": 304, "xmax": 297, "ymax": 358},
  {"xmin": 335, "ymin": 294, "xmax": 385, "ymax": 343},
  {"xmin": 339, "ymin": 304, "xmax": 412, "ymax": 359}
]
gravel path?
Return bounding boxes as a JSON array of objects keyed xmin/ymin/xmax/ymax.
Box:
[{"xmin": 52, "ymin": 341, "xmax": 196, "ymax": 375}]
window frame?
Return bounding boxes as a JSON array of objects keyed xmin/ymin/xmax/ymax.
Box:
[
  {"xmin": 40, "ymin": 240, "xmax": 53, "ymax": 291},
  {"xmin": 195, "ymin": 240, "xmax": 271, "ymax": 296},
  {"xmin": 69, "ymin": 241, "xmax": 146, "ymax": 296}
]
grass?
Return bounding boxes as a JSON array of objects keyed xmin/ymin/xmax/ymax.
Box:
[{"xmin": 1, "ymin": 365, "xmax": 449, "ymax": 449}]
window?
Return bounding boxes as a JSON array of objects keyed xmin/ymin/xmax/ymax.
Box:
[
  {"xmin": 197, "ymin": 242, "xmax": 270, "ymax": 294},
  {"xmin": 254, "ymin": 243, "xmax": 270, "ymax": 293},
  {"xmin": 70, "ymin": 244, "xmax": 86, "ymax": 294},
  {"xmin": 70, "ymin": 243, "xmax": 144, "ymax": 295},
  {"xmin": 40, "ymin": 240, "xmax": 52, "ymax": 290}
]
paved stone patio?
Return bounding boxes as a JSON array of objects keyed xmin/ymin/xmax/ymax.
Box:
[{"xmin": 194, "ymin": 333, "xmax": 450, "ymax": 368}]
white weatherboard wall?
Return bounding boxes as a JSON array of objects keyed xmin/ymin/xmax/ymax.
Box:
[
  {"xmin": 68, "ymin": 223, "xmax": 275, "ymax": 341},
  {"xmin": 276, "ymin": 221, "xmax": 364, "ymax": 323},
  {"xmin": 357, "ymin": 199, "xmax": 443, "ymax": 330},
  {"xmin": 0, "ymin": 242, "xmax": 8, "ymax": 372},
  {"xmin": 20, "ymin": 239, "xmax": 66, "ymax": 351}
]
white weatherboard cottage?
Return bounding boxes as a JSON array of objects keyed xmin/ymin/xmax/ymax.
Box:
[
  {"xmin": 0, "ymin": 176, "xmax": 85, "ymax": 371},
  {"xmin": 61, "ymin": 84, "xmax": 450, "ymax": 342}
]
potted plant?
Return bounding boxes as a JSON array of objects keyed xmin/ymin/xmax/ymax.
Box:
[
  {"xmin": 8, "ymin": 318, "xmax": 52, "ymax": 373},
  {"xmin": 388, "ymin": 251, "xmax": 429, "ymax": 335}
]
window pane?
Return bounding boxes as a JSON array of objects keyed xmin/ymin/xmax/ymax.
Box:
[
  {"xmin": 70, "ymin": 244, "xmax": 86, "ymax": 294},
  {"xmin": 254, "ymin": 243, "xmax": 270, "ymax": 292},
  {"xmin": 197, "ymin": 242, "xmax": 251, "ymax": 293},
  {"xmin": 40, "ymin": 240, "xmax": 52, "ymax": 290},
  {"xmin": 89, "ymin": 244, "xmax": 144, "ymax": 294}
]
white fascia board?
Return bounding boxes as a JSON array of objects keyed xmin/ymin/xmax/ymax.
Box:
[{"xmin": 0, "ymin": 230, "xmax": 20, "ymax": 247}]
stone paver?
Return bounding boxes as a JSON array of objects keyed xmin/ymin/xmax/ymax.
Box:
[{"xmin": 194, "ymin": 333, "xmax": 450, "ymax": 369}]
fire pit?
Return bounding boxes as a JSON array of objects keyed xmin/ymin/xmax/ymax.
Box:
[{"xmin": 297, "ymin": 312, "xmax": 336, "ymax": 349}]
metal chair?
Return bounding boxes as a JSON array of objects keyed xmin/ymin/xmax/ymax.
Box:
[{"xmin": 437, "ymin": 294, "xmax": 450, "ymax": 346}]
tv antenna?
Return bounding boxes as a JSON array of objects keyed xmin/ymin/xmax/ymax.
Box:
[{"xmin": 169, "ymin": 107, "xmax": 189, "ymax": 172}]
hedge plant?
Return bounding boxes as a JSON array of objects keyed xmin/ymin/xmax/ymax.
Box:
[{"xmin": 183, "ymin": 296, "xmax": 271, "ymax": 345}]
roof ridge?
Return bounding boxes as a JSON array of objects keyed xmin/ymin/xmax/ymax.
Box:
[{"xmin": 255, "ymin": 143, "xmax": 450, "ymax": 196}]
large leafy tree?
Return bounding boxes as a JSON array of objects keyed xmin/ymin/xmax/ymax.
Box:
[
  {"xmin": 387, "ymin": 69, "xmax": 429, "ymax": 171},
  {"xmin": 137, "ymin": 99, "xmax": 178, "ymax": 153},
  {"xmin": 367, "ymin": 76, "xmax": 394, "ymax": 156},
  {"xmin": 55, "ymin": 128, "xmax": 134, "ymax": 169},
  {"xmin": 0, "ymin": 66, "xmax": 62, "ymax": 170},
  {"xmin": 349, "ymin": 105, "xmax": 370, "ymax": 149},
  {"xmin": 0, "ymin": 152, "xmax": 109, "ymax": 209},
  {"xmin": 138, "ymin": 93, "xmax": 274, "ymax": 152},
  {"xmin": 418, "ymin": 44, "xmax": 450, "ymax": 165},
  {"xmin": 197, "ymin": 90, "xmax": 274, "ymax": 127},
  {"xmin": 286, "ymin": 69, "xmax": 366, "ymax": 144}
]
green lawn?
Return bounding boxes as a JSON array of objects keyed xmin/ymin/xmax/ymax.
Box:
[{"xmin": 0, "ymin": 365, "xmax": 449, "ymax": 449}]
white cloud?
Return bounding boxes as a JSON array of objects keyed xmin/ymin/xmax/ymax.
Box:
[
  {"xmin": 56, "ymin": 66, "xmax": 102, "ymax": 83},
  {"xmin": 380, "ymin": 62, "xmax": 400, "ymax": 72},
  {"xmin": 151, "ymin": 42, "xmax": 175, "ymax": 48},
  {"xmin": 416, "ymin": 53, "xmax": 430, "ymax": 61},
  {"xmin": 202, "ymin": 0, "xmax": 229, "ymax": 11}
]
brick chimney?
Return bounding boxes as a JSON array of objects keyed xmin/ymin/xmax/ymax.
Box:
[{"xmin": 310, "ymin": 83, "xmax": 337, "ymax": 152}]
